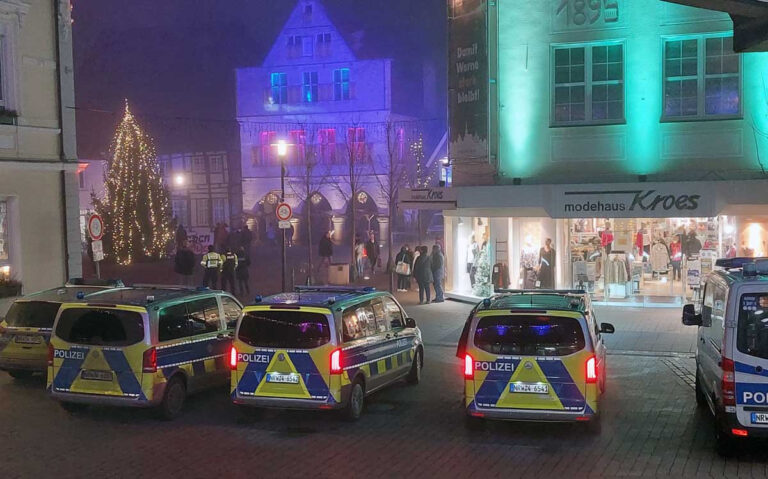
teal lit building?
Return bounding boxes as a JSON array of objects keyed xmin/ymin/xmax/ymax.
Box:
[{"xmin": 442, "ymin": 0, "xmax": 768, "ymax": 305}]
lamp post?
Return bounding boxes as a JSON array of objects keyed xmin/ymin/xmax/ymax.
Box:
[{"xmin": 277, "ymin": 140, "xmax": 288, "ymax": 291}]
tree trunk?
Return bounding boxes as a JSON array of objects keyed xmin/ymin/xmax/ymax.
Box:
[{"xmin": 306, "ymin": 174, "xmax": 313, "ymax": 285}]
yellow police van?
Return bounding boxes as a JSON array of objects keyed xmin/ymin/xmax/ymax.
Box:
[
  {"xmin": 47, "ymin": 287, "xmax": 243, "ymax": 419},
  {"xmin": 457, "ymin": 290, "xmax": 614, "ymax": 432},
  {"xmin": 230, "ymin": 286, "xmax": 423, "ymax": 420},
  {"xmin": 0, "ymin": 279, "xmax": 122, "ymax": 379}
]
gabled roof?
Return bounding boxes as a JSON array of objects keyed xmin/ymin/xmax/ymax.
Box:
[{"xmin": 262, "ymin": 0, "xmax": 357, "ymax": 67}]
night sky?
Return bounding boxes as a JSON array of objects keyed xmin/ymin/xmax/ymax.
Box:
[{"xmin": 73, "ymin": 0, "xmax": 447, "ymax": 160}]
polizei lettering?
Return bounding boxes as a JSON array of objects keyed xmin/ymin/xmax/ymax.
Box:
[
  {"xmin": 474, "ymin": 361, "xmax": 514, "ymax": 372},
  {"xmin": 743, "ymin": 391, "xmax": 768, "ymax": 404},
  {"xmin": 54, "ymin": 349, "xmax": 85, "ymax": 360},
  {"xmin": 237, "ymin": 352, "xmax": 270, "ymax": 364},
  {"xmin": 629, "ymin": 190, "xmax": 700, "ymax": 212}
]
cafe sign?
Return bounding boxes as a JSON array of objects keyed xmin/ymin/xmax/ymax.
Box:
[{"xmin": 398, "ymin": 188, "xmax": 457, "ymax": 210}]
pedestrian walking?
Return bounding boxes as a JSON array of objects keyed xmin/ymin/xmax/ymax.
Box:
[
  {"xmin": 173, "ymin": 240, "xmax": 196, "ymax": 286},
  {"xmin": 431, "ymin": 244, "xmax": 445, "ymax": 302},
  {"xmin": 200, "ymin": 245, "xmax": 222, "ymax": 288},
  {"xmin": 318, "ymin": 231, "xmax": 333, "ymax": 273},
  {"xmin": 236, "ymin": 247, "xmax": 251, "ymax": 296},
  {"xmin": 395, "ymin": 245, "xmax": 413, "ymax": 292},
  {"xmin": 220, "ymin": 247, "xmax": 238, "ymax": 294},
  {"xmin": 354, "ymin": 237, "xmax": 365, "ymax": 279},
  {"xmin": 365, "ymin": 232, "xmax": 379, "ymax": 276},
  {"xmin": 413, "ymin": 246, "xmax": 433, "ymax": 304}
]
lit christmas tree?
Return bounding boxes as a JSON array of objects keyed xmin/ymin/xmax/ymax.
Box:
[
  {"xmin": 473, "ymin": 245, "xmax": 493, "ymax": 297},
  {"xmin": 94, "ymin": 101, "xmax": 173, "ymax": 265}
]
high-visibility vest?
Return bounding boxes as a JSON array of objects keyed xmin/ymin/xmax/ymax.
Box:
[{"xmin": 202, "ymin": 252, "xmax": 221, "ymax": 269}]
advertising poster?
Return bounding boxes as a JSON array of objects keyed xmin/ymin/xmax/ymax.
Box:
[{"xmin": 449, "ymin": 0, "xmax": 488, "ymax": 163}]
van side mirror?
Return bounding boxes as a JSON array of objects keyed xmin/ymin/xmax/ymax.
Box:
[
  {"xmin": 405, "ymin": 318, "xmax": 416, "ymax": 329},
  {"xmin": 682, "ymin": 304, "xmax": 702, "ymax": 326},
  {"xmin": 599, "ymin": 322, "xmax": 615, "ymax": 334}
]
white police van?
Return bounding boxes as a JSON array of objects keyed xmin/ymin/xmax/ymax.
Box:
[{"xmin": 682, "ymin": 257, "xmax": 768, "ymax": 455}]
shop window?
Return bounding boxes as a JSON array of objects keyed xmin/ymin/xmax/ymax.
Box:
[
  {"xmin": 663, "ymin": 35, "xmax": 740, "ymax": 120},
  {"xmin": 553, "ymin": 42, "xmax": 624, "ymax": 125}
]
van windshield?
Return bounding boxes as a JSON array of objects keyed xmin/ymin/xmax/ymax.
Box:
[
  {"xmin": 55, "ymin": 308, "xmax": 145, "ymax": 347},
  {"xmin": 4, "ymin": 301, "xmax": 61, "ymax": 328},
  {"xmin": 473, "ymin": 315, "xmax": 585, "ymax": 356},
  {"xmin": 737, "ymin": 293, "xmax": 768, "ymax": 360},
  {"xmin": 238, "ymin": 310, "xmax": 330, "ymax": 349}
]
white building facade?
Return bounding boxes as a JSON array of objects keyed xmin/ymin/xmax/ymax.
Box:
[{"xmin": 0, "ymin": 0, "xmax": 80, "ymax": 295}]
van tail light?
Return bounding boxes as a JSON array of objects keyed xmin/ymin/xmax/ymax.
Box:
[
  {"xmin": 330, "ymin": 348, "xmax": 342, "ymax": 374},
  {"xmin": 586, "ymin": 355, "xmax": 597, "ymax": 384},
  {"xmin": 229, "ymin": 346, "xmax": 238, "ymax": 370},
  {"xmin": 47, "ymin": 343, "xmax": 54, "ymax": 366},
  {"xmin": 142, "ymin": 347, "xmax": 157, "ymax": 374},
  {"xmin": 731, "ymin": 428, "xmax": 749, "ymax": 437},
  {"xmin": 722, "ymin": 356, "xmax": 736, "ymax": 406},
  {"xmin": 464, "ymin": 354, "xmax": 474, "ymax": 379}
]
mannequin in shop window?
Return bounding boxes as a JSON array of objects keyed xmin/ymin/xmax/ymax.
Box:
[
  {"xmin": 669, "ymin": 235, "xmax": 683, "ymax": 281},
  {"xmin": 538, "ymin": 238, "xmax": 556, "ymax": 289},
  {"xmin": 520, "ymin": 236, "xmax": 538, "ymax": 289},
  {"xmin": 467, "ymin": 234, "xmax": 479, "ymax": 288},
  {"xmin": 600, "ymin": 221, "xmax": 614, "ymax": 255}
]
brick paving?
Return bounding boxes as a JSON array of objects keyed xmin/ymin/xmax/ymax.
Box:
[{"xmin": 3, "ymin": 292, "xmax": 767, "ymax": 478}]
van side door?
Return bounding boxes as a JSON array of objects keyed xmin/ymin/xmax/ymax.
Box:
[{"xmin": 698, "ymin": 281, "xmax": 722, "ymax": 402}]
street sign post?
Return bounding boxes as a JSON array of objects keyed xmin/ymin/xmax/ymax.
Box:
[
  {"xmin": 276, "ymin": 202, "xmax": 292, "ymax": 222},
  {"xmin": 278, "ymin": 220, "xmax": 291, "ymax": 229},
  {"xmin": 87, "ymin": 214, "xmax": 105, "ymax": 279}
]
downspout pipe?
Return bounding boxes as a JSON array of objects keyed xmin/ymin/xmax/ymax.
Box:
[{"xmin": 54, "ymin": 0, "xmax": 71, "ymax": 280}]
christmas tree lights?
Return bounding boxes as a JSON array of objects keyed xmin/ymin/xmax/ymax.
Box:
[{"xmin": 95, "ymin": 101, "xmax": 173, "ymax": 265}]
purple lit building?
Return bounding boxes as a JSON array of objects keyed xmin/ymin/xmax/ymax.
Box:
[{"xmin": 236, "ymin": 0, "xmax": 442, "ymax": 248}]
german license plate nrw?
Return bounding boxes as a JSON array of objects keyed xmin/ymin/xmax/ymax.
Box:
[
  {"xmin": 266, "ymin": 372, "xmax": 299, "ymax": 384},
  {"xmin": 510, "ymin": 382, "xmax": 549, "ymax": 394}
]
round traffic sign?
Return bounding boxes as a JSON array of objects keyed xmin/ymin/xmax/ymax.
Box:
[
  {"xmin": 276, "ymin": 202, "xmax": 292, "ymax": 221},
  {"xmin": 88, "ymin": 214, "xmax": 104, "ymax": 241}
]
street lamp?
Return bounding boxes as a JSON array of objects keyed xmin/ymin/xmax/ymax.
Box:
[
  {"xmin": 277, "ymin": 140, "xmax": 288, "ymax": 292},
  {"xmin": 173, "ymin": 174, "xmax": 186, "ymax": 186}
]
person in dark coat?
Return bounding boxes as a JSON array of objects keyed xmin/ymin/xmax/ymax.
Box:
[
  {"xmin": 365, "ymin": 232, "xmax": 379, "ymax": 276},
  {"xmin": 173, "ymin": 240, "xmax": 196, "ymax": 286},
  {"xmin": 413, "ymin": 246, "xmax": 433, "ymax": 304},
  {"xmin": 236, "ymin": 247, "xmax": 250, "ymax": 296},
  {"xmin": 395, "ymin": 245, "xmax": 413, "ymax": 292},
  {"xmin": 318, "ymin": 231, "xmax": 333, "ymax": 273},
  {"xmin": 430, "ymin": 244, "xmax": 445, "ymax": 302},
  {"xmin": 220, "ymin": 247, "xmax": 238, "ymax": 294},
  {"xmin": 538, "ymin": 238, "xmax": 556, "ymax": 289},
  {"xmin": 175, "ymin": 224, "xmax": 187, "ymax": 250}
]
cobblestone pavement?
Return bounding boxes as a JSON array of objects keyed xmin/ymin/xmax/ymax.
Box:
[{"xmin": 2, "ymin": 303, "xmax": 767, "ymax": 478}]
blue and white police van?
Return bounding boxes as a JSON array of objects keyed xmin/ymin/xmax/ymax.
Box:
[{"xmin": 683, "ymin": 257, "xmax": 768, "ymax": 455}]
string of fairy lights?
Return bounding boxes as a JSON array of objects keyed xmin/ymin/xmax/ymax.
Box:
[{"xmin": 99, "ymin": 101, "xmax": 173, "ymax": 265}]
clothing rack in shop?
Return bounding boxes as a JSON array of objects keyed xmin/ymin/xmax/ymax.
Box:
[{"xmin": 495, "ymin": 239, "xmax": 508, "ymax": 258}]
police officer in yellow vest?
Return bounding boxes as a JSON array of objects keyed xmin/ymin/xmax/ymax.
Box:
[{"xmin": 201, "ymin": 245, "xmax": 222, "ymax": 288}]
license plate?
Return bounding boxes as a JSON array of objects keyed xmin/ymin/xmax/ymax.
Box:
[
  {"xmin": 266, "ymin": 372, "xmax": 299, "ymax": 384},
  {"xmin": 81, "ymin": 370, "xmax": 113, "ymax": 381},
  {"xmin": 752, "ymin": 412, "xmax": 768, "ymax": 424},
  {"xmin": 510, "ymin": 382, "xmax": 549, "ymax": 394},
  {"xmin": 14, "ymin": 335, "xmax": 42, "ymax": 344}
]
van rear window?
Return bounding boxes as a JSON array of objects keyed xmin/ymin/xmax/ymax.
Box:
[
  {"xmin": 4, "ymin": 301, "xmax": 61, "ymax": 328},
  {"xmin": 473, "ymin": 315, "xmax": 585, "ymax": 356},
  {"xmin": 238, "ymin": 310, "xmax": 330, "ymax": 349},
  {"xmin": 55, "ymin": 308, "xmax": 145, "ymax": 347},
  {"xmin": 737, "ymin": 294, "xmax": 768, "ymax": 360}
]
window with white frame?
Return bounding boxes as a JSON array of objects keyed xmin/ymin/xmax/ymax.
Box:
[
  {"xmin": 191, "ymin": 156, "xmax": 206, "ymax": 173},
  {"xmin": 172, "ymin": 199, "xmax": 189, "ymax": 226},
  {"xmin": 270, "ymin": 72, "xmax": 288, "ymax": 104},
  {"xmin": 663, "ymin": 35, "xmax": 740, "ymax": 120},
  {"xmin": 553, "ymin": 42, "xmax": 624, "ymax": 125},
  {"xmin": 333, "ymin": 68, "xmax": 350, "ymax": 101},
  {"xmin": 317, "ymin": 33, "xmax": 331, "ymax": 44},
  {"xmin": 290, "ymin": 130, "xmax": 306, "ymax": 165},
  {"xmin": 194, "ymin": 199, "xmax": 210, "ymax": 227},
  {"xmin": 209, "ymin": 156, "xmax": 224, "ymax": 173},
  {"xmin": 302, "ymin": 36, "xmax": 314, "ymax": 57},
  {"xmin": 318, "ymin": 128, "xmax": 336, "ymax": 164},
  {"xmin": 253, "ymin": 131, "xmax": 277, "ymax": 166},
  {"xmin": 303, "ymin": 72, "xmax": 318, "ymax": 103},
  {"xmin": 212, "ymin": 198, "xmax": 228, "ymax": 225}
]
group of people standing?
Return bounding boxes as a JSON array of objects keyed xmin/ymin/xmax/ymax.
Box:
[
  {"xmin": 395, "ymin": 244, "xmax": 445, "ymax": 304},
  {"xmin": 353, "ymin": 232, "xmax": 381, "ymax": 278}
]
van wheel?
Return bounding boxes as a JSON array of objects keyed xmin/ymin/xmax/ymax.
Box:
[
  {"xmin": 344, "ymin": 379, "xmax": 364, "ymax": 421},
  {"xmin": 407, "ymin": 349, "xmax": 422, "ymax": 385},
  {"xmin": 715, "ymin": 426, "xmax": 736, "ymax": 457},
  {"xmin": 8, "ymin": 370, "xmax": 33, "ymax": 380},
  {"xmin": 60, "ymin": 401, "xmax": 87, "ymax": 413},
  {"xmin": 695, "ymin": 368, "xmax": 707, "ymax": 408},
  {"xmin": 159, "ymin": 377, "xmax": 186, "ymax": 421}
]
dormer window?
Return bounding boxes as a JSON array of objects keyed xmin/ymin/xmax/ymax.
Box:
[
  {"xmin": 304, "ymin": 4, "xmax": 313, "ymax": 15},
  {"xmin": 317, "ymin": 33, "xmax": 331, "ymax": 44}
]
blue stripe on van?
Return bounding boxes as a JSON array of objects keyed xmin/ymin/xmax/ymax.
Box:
[
  {"xmin": 102, "ymin": 349, "xmax": 147, "ymax": 400},
  {"xmin": 474, "ymin": 358, "xmax": 519, "ymax": 406},
  {"xmin": 536, "ymin": 360, "xmax": 585, "ymax": 409},
  {"xmin": 288, "ymin": 352, "xmax": 330, "ymax": 399},
  {"xmin": 156, "ymin": 337, "xmax": 227, "ymax": 368},
  {"xmin": 52, "ymin": 346, "xmax": 90, "ymax": 391},
  {"xmin": 735, "ymin": 361, "xmax": 768, "ymax": 378}
]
